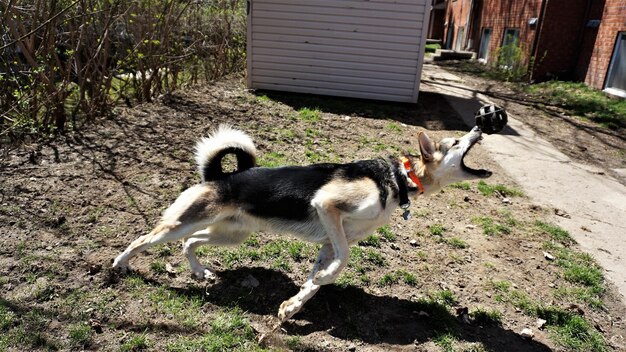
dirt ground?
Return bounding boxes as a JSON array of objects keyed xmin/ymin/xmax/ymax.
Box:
[{"xmin": 1, "ymin": 73, "xmax": 626, "ymax": 351}]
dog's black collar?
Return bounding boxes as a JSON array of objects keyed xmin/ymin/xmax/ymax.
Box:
[{"xmin": 392, "ymin": 160, "xmax": 412, "ymax": 209}]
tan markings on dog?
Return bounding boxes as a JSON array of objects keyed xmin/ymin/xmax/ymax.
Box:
[
  {"xmin": 175, "ymin": 187, "xmax": 223, "ymax": 223},
  {"xmin": 317, "ymin": 178, "xmax": 378, "ymax": 211}
]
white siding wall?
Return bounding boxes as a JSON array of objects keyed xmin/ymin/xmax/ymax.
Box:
[{"xmin": 247, "ymin": 0, "xmax": 430, "ymax": 103}]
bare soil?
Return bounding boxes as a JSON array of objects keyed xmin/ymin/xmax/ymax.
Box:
[{"xmin": 1, "ymin": 73, "xmax": 625, "ymax": 351}]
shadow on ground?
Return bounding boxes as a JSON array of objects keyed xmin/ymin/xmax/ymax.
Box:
[{"xmin": 116, "ymin": 267, "xmax": 551, "ymax": 351}]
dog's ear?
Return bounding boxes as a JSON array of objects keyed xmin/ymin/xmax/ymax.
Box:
[{"xmin": 418, "ymin": 131, "xmax": 435, "ymax": 162}]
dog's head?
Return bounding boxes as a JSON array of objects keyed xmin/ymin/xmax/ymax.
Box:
[{"xmin": 410, "ymin": 126, "xmax": 492, "ymax": 195}]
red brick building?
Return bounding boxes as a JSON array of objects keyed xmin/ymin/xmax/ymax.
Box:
[{"xmin": 437, "ymin": 0, "xmax": 626, "ymax": 97}]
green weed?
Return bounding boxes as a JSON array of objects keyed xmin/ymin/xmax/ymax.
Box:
[
  {"xmin": 470, "ymin": 308, "xmax": 502, "ymax": 326},
  {"xmin": 527, "ymin": 81, "xmax": 626, "ymax": 129},
  {"xmin": 472, "ymin": 216, "xmax": 511, "ymax": 236},
  {"xmin": 359, "ymin": 235, "xmax": 381, "ymax": 247},
  {"xmin": 121, "ymin": 333, "xmax": 149, "ymax": 351},
  {"xmin": 431, "ymin": 289, "xmax": 458, "ymax": 307},
  {"xmin": 449, "ymin": 182, "xmax": 471, "ymax": 190},
  {"xmin": 536, "ymin": 221, "xmax": 574, "ymax": 244},
  {"xmin": 429, "ymin": 224, "xmax": 445, "ymax": 236},
  {"xmin": 166, "ymin": 308, "xmax": 261, "ymax": 352},
  {"xmin": 297, "ymin": 107, "xmax": 321, "ymax": 122},
  {"xmin": 447, "ymin": 237, "xmax": 468, "ymax": 249},
  {"xmin": 377, "ymin": 225, "xmax": 397, "ymax": 241},
  {"xmin": 68, "ymin": 323, "xmax": 93, "ymax": 347},
  {"xmin": 477, "ymin": 181, "xmax": 523, "ymax": 197}
]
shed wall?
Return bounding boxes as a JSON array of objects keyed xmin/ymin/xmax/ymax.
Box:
[{"xmin": 247, "ymin": 0, "xmax": 430, "ymax": 102}]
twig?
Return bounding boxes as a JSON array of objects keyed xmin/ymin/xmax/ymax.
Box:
[{"xmin": 0, "ymin": 0, "xmax": 79, "ymax": 51}]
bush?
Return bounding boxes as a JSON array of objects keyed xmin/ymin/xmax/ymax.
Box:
[{"xmin": 0, "ymin": 0, "xmax": 246, "ymax": 142}]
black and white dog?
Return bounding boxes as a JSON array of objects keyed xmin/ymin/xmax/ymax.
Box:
[{"xmin": 113, "ymin": 125, "xmax": 492, "ymax": 323}]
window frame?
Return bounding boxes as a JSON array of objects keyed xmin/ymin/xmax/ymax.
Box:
[{"xmin": 604, "ymin": 32, "xmax": 626, "ymax": 98}]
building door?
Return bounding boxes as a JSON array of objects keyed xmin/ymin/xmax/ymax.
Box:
[
  {"xmin": 478, "ymin": 28, "xmax": 492, "ymax": 62},
  {"xmin": 605, "ymin": 32, "xmax": 626, "ymax": 97},
  {"xmin": 455, "ymin": 27, "xmax": 465, "ymax": 51}
]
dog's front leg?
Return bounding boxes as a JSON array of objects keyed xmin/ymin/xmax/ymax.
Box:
[
  {"xmin": 311, "ymin": 201, "xmax": 349, "ymax": 286},
  {"xmin": 277, "ymin": 243, "xmax": 333, "ymax": 323}
]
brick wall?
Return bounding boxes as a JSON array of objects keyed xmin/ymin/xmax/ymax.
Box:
[
  {"xmin": 533, "ymin": 0, "xmax": 589, "ymax": 79},
  {"xmin": 444, "ymin": 0, "xmax": 472, "ymax": 49},
  {"xmin": 583, "ymin": 0, "xmax": 626, "ymax": 89},
  {"xmin": 478, "ymin": 0, "xmax": 542, "ymax": 65},
  {"xmin": 445, "ymin": 0, "xmax": 543, "ymax": 62}
]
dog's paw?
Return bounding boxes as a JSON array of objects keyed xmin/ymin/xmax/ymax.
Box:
[
  {"xmin": 191, "ymin": 267, "xmax": 217, "ymax": 282},
  {"xmin": 278, "ymin": 297, "xmax": 300, "ymax": 322},
  {"xmin": 111, "ymin": 259, "xmax": 131, "ymax": 274}
]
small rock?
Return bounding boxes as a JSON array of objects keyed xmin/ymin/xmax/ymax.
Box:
[
  {"xmin": 343, "ymin": 115, "xmax": 351, "ymax": 121},
  {"xmin": 390, "ymin": 243, "xmax": 400, "ymax": 250},
  {"xmin": 536, "ymin": 318, "xmax": 547, "ymax": 329},
  {"xmin": 543, "ymin": 252, "xmax": 555, "ymax": 261},
  {"xmin": 241, "ymin": 274, "xmax": 260, "ymax": 288},
  {"xmin": 347, "ymin": 343, "xmax": 357, "ymax": 352},
  {"xmin": 465, "ymin": 225, "xmax": 476, "ymax": 230},
  {"xmin": 418, "ymin": 311, "xmax": 430, "ymax": 317},
  {"xmin": 165, "ymin": 263, "xmax": 177, "ymax": 275},
  {"xmin": 520, "ymin": 328, "xmax": 534, "ymax": 338},
  {"xmin": 409, "ymin": 239, "xmax": 419, "ymax": 247},
  {"xmin": 501, "ymin": 197, "xmax": 512, "ymax": 204},
  {"xmin": 554, "ymin": 208, "xmax": 571, "ymax": 218}
]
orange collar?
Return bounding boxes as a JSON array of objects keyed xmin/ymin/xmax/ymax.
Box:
[{"xmin": 400, "ymin": 157, "xmax": 424, "ymax": 194}]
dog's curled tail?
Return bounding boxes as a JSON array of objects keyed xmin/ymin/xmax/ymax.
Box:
[{"xmin": 195, "ymin": 125, "xmax": 257, "ymax": 182}]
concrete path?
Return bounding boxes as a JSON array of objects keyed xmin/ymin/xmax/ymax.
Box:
[{"xmin": 421, "ymin": 63, "xmax": 626, "ymax": 303}]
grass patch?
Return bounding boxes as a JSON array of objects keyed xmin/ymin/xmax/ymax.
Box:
[
  {"xmin": 526, "ymin": 80, "xmax": 626, "ymax": 129},
  {"xmin": 166, "ymin": 308, "xmax": 262, "ymax": 351},
  {"xmin": 446, "ymin": 237, "xmax": 468, "ymax": 249},
  {"xmin": 68, "ymin": 323, "xmax": 93, "ymax": 348},
  {"xmin": 536, "ymin": 221, "xmax": 575, "ymax": 244},
  {"xmin": 429, "ymin": 223, "xmax": 445, "ymax": 236},
  {"xmin": 470, "ymin": 308, "xmax": 502, "ymax": 326},
  {"xmin": 488, "ymin": 281, "xmax": 607, "ymax": 351},
  {"xmin": 258, "ymin": 151, "xmax": 286, "ymax": 167},
  {"xmin": 377, "ymin": 270, "xmax": 418, "ymax": 287},
  {"xmin": 433, "ymin": 332, "xmax": 457, "ymax": 352},
  {"xmin": 377, "ymin": 225, "xmax": 397, "ymax": 241},
  {"xmin": 472, "ymin": 216, "xmax": 512, "ymax": 236},
  {"xmin": 449, "ymin": 181, "xmax": 471, "ymax": 190},
  {"xmin": 297, "ymin": 107, "xmax": 321, "ymax": 122},
  {"xmin": 385, "ymin": 122, "xmax": 402, "ymax": 133},
  {"xmin": 359, "ymin": 234, "xmax": 381, "ymax": 247},
  {"xmin": 477, "ymin": 181, "xmax": 523, "ymax": 197},
  {"xmin": 430, "ymin": 289, "xmax": 458, "ymax": 307},
  {"xmin": 150, "ymin": 260, "xmax": 167, "ymax": 274},
  {"xmin": 425, "ymin": 43, "xmax": 441, "ymax": 53},
  {"xmin": 121, "ymin": 332, "xmax": 149, "ymax": 351}
]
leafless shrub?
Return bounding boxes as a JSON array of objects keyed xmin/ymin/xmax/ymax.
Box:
[{"xmin": 0, "ymin": 0, "xmax": 246, "ymax": 143}]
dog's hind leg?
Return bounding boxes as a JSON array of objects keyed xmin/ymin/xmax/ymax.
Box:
[
  {"xmin": 183, "ymin": 229, "xmax": 251, "ymax": 280},
  {"xmin": 277, "ymin": 243, "xmax": 333, "ymax": 323},
  {"xmin": 112, "ymin": 221, "xmax": 206, "ymax": 272}
]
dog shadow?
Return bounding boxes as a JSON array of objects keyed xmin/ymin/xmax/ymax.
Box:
[{"xmin": 167, "ymin": 267, "xmax": 552, "ymax": 351}]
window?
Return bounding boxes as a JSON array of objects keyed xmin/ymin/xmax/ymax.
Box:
[
  {"xmin": 499, "ymin": 28, "xmax": 520, "ymax": 68},
  {"xmin": 455, "ymin": 27, "xmax": 465, "ymax": 51},
  {"xmin": 605, "ymin": 32, "xmax": 626, "ymax": 98},
  {"xmin": 478, "ymin": 28, "xmax": 492, "ymax": 62}
]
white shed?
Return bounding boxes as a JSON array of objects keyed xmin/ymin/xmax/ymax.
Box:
[{"xmin": 246, "ymin": 0, "xmax": 431, "ymax": 103}]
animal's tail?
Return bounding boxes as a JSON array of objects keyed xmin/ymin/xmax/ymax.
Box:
[{"xmin": 195, "ymin": 125, "xmax": 257, "ymax": 182}]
